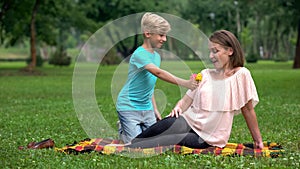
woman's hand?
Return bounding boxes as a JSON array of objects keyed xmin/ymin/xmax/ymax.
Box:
[
  {"xmin": 168, "ymin": 105, "xmax": 182, "ymax": 118},
  {"xmin": 254, "ymin": 141, "xmax": 264, "ymax": 149},
  {"xmin": 167, "ymin": 95, "xmax": 193, "ymax": 118}
]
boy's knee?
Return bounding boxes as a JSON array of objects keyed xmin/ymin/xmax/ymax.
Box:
[{"xmin": 119, "ymin": 132, "xmax": 132, "ymax": 144}]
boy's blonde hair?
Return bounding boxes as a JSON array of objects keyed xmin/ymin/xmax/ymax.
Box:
[{"xmin": 141, "ymin": 12, "xmax": 171, "ymax": 35}]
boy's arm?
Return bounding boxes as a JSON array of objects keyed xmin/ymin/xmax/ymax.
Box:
[
  {"xmin": 152, "ymin": 95, "xmax": 161, "ymax": 121},
  {"xmin": 144, "ymin": 63, "xmax": 197, "ymax": 90},
  {"xmin": 241, "ymin": 101, "xmax": 264, "ymax": 149}
]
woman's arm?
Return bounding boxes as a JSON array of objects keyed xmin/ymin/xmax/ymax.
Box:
[
  {"xmin": 152, "ymin": 95, "xmax": 162, "ymax": 121},
  {"xmin": 168, "ymin": 94, "xmax": 193, "ymax": 118},
  {"xmin": 241, "ymin": 100, "xmax": 264, "ymax": 149},
  {"xmin": 144, "ymin": 64, "xmax": 198, "ymax": 90}
]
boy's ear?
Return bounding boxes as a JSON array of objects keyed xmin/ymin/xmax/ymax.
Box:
[{"xmin": 144, "ymin": 31, "xmax": 151, "ymax": 38}]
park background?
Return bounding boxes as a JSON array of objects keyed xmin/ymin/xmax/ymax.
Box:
[{"xmin": 0, "ymin": 0, "xmax": 299, "ymax": 168}]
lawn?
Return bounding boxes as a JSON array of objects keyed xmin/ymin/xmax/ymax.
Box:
[
  {"xmin": 0, "ymin": 60, "xmax": 299, "ymax": 168},
  {"xmin": 0, "ymin": 48, "xmax": 29, "ymax": 60}
]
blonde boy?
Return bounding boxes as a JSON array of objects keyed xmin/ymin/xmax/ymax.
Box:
[{"xmin": 116, "ymin": 12, "xmax": 197, "ymax": 143}]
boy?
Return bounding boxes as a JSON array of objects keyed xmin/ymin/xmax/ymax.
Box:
[{"xmin": 116, "ymin": 12, "xmax": 197, "ymax": 143}]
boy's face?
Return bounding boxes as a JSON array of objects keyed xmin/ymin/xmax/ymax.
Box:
[{"xmin": 146, "ymin": 33, "xmax": 167, "ymax": 49}]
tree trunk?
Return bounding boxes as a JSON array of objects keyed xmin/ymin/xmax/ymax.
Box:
[
  {"xmin": 293, "ymin": 18, "xmax": 300, "ymax": 69},
  {"xmin": 27, "ymin": 0, "xmax": 40, "ymax": 71}
]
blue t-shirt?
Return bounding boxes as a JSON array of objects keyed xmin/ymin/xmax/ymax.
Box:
[{"xmin": 116, "ymin": 46, "xmax": 161, "ymax": 111}]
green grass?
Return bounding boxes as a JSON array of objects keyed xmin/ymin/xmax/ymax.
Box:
[
  {"xmin": 0, "ymin": 60, "xmax": 299, "ymax": 168},
  {"xmin": 0, "ymin": 47, "xmax": 80, "ymax": 60},
  {"xmin": 0, "ymin": 47, "xmax": 29, "ymax": 59}
]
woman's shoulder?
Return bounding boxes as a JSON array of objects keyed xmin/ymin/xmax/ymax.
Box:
[
  {"xmin": 202, "ymin": 67, "xmax": 252, "ymax": 81},
  {"xmin": 234, "ymin": 67, "xmax": 252, "ymax": 77},
  {"xmin": 201, "ymin": 67, "xmax": 249, "ymax": 73},
  {"xmin": 201, "ymin": 68, "xmax": 211, "ymax": 75},
  {"xmin": 237, "ymin": 66, "xmax": 250, "ymax": 72}
]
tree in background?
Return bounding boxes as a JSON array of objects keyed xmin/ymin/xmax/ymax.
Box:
[
  {"xmin": 293, "ymin": 18, "xmax": 300, "ymax": 69},
  {"xmin": 0, "ymin": 0, "xmax": 98, "ymax": 69},
  {"xmin": 290, "ymin": 1, "xmax": 300, "ymax": 69},
  {"xmin": 27, "ymin": 0, "xmax": 40, "ymax": 71},
  {"xmin": 0, "ymin": 0, "xmax": 299, "ymax": 68}
]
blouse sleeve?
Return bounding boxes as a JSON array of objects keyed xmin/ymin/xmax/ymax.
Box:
[
  {"xmin": 232, "ymin": 68, "xmax": 259, "ymax": 112},
  {"xmin": 199, "ymin": 67, "xmax": 259, "ymax": 114}
]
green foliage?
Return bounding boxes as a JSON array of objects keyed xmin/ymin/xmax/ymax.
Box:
[
  {"xmin": 0, "ymin": 1, "xmax": 34, "ymax": 46},
  {"xmin": 48, "ymin": 47, "xmax": 71, "ymax": 66},
  {"xmin": 240, "ymin": 27, "xmax": 252, "ymax": 54},
  {"xmin": 26, "ymin": 54, "xmax": 44, "ymax": 67},
  {"xmin": 274, "ymin": 52, "xmax": 289, "ymax": 62},
  {"xmin": 0, "ymin": 61, "xmax": 299, "ymax": 168},
  {"xmin": 1, "ymin": 0, "xmax": 299, "ymax": 64},
  {"xmin": 101, "ymin": 47, "xmax": 121, "ymax": 65},
  {"xmin": 246, "ymin": 53, "xmax": 258, "ymax": 63}
]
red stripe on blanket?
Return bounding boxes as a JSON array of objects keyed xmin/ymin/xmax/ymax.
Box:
[
  {"xmin": 55, "ymin": 138, "xmax": 284, "ymax": 158},
  {"xmin": 215, "ymin": 147, "xmax": 222, "ymax": 155},
  {"xmin": 174, "ymin": 145, "xmax": 181, "ymax": 153}
]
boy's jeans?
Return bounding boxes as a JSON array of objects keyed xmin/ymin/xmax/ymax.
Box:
[{"xmin": 117, "ymin": 110, "xmax": 156, "ymax": 143}]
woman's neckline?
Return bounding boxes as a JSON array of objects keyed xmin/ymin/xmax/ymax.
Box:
[{"xmin": 209, "ymin": 67, "xmax": 243, "ymax": 80}]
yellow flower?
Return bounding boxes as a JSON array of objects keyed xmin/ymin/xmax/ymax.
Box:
[{"xmin": 195, "ymin": 73, "xmax": 202, "ymax": 81}]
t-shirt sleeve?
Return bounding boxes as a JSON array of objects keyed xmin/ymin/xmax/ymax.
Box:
[{"xmin": 130, "ymin": 51, "xmax": 153, "ymax": 69}]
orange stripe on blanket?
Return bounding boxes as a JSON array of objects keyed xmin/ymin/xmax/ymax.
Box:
[{"xmin": 55, "ymin": 138, "xmax": 284, "ymax": 158}]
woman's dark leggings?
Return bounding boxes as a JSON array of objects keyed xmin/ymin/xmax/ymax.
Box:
[{"xmin": 128, "ymin": 116, "xmax": 211, "ymax": 149}]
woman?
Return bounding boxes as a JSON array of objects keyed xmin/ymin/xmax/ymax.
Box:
[{"xmin": 128, "ymin": 30, "xmax": 264, "ymax": 149}]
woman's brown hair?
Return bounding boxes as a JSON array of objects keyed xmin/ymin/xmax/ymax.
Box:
[{"xmin": 209, "ymin": 30, "xmax": 244, "ymax": 68}]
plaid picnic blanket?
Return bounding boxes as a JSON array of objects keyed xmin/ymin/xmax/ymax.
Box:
[{"xmin": 55, "ymin": 138, "xmax": 284, "ymax": 158}]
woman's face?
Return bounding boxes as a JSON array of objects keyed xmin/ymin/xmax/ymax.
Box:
[{"xmin": 209, "ymin": 42, "xmax": 233, "ymax": 70}]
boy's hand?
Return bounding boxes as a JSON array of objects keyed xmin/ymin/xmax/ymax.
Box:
[
  {"xmin": 186, "ymin": 78, "xmax": 198, "ymax": 90},
  {"xmin": 187, "ymin": 73, "xmax": 202, "ymax": 90},
  {"xmin": 154, "ymin": 109, "xmax": 162, "ymax": 121}
]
